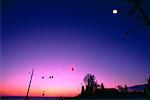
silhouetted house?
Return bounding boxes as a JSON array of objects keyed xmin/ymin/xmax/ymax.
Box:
[
  {"xmin": 104, "ymin": 88, "xmax": 119, "ymax": 92},
  {"xmin": 128, "ymin": 84, "xmax": 146, "ymax": 92},
  {"xmin": 94, "ymin": 88, "xmax": 119, "ymax": 98}
]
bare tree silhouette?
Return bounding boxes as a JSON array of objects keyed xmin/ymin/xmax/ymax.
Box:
[{"xmin": 83, "ymin": 73, "xmax": 99, "ymax": 96}]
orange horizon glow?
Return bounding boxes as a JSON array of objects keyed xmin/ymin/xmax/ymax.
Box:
[
  {"xmin": 1, "ymin": 81, "xmax": 137, "ymax": 97},
  {"xmin": 1, "ymin": 87, "xmax": 79, "ymax": 97}
]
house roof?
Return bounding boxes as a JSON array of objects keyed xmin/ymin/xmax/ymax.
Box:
[{"xmin": 128, "ymin": 84, "xmax": 147, "ymax": 91}]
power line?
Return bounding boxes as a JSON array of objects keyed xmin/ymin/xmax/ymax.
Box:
[
  {"xmin": 74, "ymin": 39, "xmax": 108, "ymax": 67},
  {"xmin": 86, "ymin": 40, "xmax": 111, "ymax": 72},
  {"xmin": 102, "ymin": 46, "xmax": 129, "ymax": 75},
  {"xmin": 86, "ymin": 35, "xmax": 129, "ymax": 73}
]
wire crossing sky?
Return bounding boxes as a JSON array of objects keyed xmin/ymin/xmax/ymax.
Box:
[{"xmin": 1, "ymin": 0, "xmax": 150, "ymax": 97}]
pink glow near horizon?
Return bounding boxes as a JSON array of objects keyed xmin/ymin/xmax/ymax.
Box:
[
  {"xmin": 1, "ymin": 48, "xmax": 146, "ymax": 97},
  {"xmin": 1, "ymin": 63, "xmax": 123, "ymax": 97},
  {"xmin": 1, "ymin": 30, "xmax": 147, "ymax": 97}
]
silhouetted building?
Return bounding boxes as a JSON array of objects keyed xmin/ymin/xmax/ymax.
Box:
[{"xmin": 128, "ymin": 84, "xmax": 145, "ymax": 92}]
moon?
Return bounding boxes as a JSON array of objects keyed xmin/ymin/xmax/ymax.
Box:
[{"xmin": 113, "ymin": 9, "xmax": 118, "ymax": 14}]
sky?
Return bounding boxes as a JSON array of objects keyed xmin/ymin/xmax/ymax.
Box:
[{"xmin": 1, "ymin": 0, "xmax": 150, "ymax": 97}]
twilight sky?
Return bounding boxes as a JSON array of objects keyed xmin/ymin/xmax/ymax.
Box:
[{"xmin": 1, "ymin": 0, "xmax": 150, "ymax": 97}]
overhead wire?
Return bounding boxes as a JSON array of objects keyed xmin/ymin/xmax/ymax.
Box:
[
  {"xmin": 74, "ymin": 39, "xmax": 108, "ymax": 67},
  {"xmin": 86, "ymin": 34, "xmax": 129, "ymax": 73},
  {"xmin": 86, "ymin": 40, "xmax": 111, "ymax": 72},
  {"xmin": 100, "ymin": 46, "xmax": 129, "ymax": 77}
]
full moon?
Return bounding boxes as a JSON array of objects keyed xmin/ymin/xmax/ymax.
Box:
[{"xmin": 113, "ymin": 9, "xmax": 118, "ymax": 14}]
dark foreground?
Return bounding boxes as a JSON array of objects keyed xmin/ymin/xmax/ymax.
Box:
[{"xmin": 1, "ymin": 96, "xmax": 149, "ymax": 100}]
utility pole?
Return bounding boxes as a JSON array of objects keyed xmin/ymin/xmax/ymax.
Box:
[{"xmin": 25, "ymin": 68, "xmax": 34, "ymax": 100}]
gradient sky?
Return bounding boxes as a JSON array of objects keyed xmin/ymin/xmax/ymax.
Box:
[{"xmin": 1, "ymin": 0, "xmax": 150, "ymax": 97}]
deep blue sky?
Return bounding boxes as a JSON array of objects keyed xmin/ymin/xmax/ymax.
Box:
[{"xmin": 1, "ymin": 0, "xmax": 150, "ymax": 96}]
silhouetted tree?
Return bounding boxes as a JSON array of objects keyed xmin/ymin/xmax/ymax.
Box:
[{"xmin": 83, "ymin": 73, "xmax": 99, "ymax": 96}]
